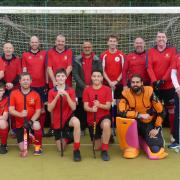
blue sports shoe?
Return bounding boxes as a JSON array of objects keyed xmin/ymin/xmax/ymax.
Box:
[
  {"xmin": 168, "ymin": 142, "xmax": 179, "ymax": 149},
  {"xmin": 34, "ymin": 149, "xmax": 42, "ymax": 156}
]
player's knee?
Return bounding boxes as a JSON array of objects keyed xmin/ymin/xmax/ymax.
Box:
[
  {"xmin": 0, "ymin": 120, "xmax": 8, "ymax": 129},
  {"xmin": 32, "ymin": 121, "xmax": 41, "ymax": 130},
  {"xmin": 71, "ymin": 117, "xmax": 80, "ymax": 128},
  {"xmin": 102, "ymin": 119, "xmax": 111, "ymax": 130},
  {"xmin": 150, "ymin": 145, "xmax": 160, "ymax": 153}
]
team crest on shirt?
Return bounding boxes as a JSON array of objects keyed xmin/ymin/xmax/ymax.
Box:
[
  {"xmin": 28, "ymin": 56, "xmax": 32, "ymax": 60},
  {"xmin": 39, "ymin": 55, "xmax": 43, "ymax": 60},
  {"xmin": 115, "ymin": 57, "xmax": 120, "ymax": 62},
  {"xmin": 132, "ymin": 56, "xmax": 136, "ymax": 60},
  {"xmin": 29, "ymin": 98, "xmax": 35, "ymax": 105},
  {"xmin": 165, "ymin": 53, "xmax": 170, "ymax": 58},
  {"xmin": 64, "ymin": 55, "xmax": 67, "ymax": 60}
]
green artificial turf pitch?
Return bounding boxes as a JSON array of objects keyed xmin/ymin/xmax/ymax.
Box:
[{"xmin": 0, "ymin": 128, "xmax": 180, "ymax": 180}]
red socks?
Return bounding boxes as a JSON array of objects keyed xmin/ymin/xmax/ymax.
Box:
[
  {"xmin": 101, "ymin": 143, "xmax": 109, "ymax": 151},
  {"xmin": 0, "ymin": 127, "xmax": 8, "ymax": 145},
  {"xmin": 34, "ymin": 129, "xmax": 42, "ymax": 146},
  {"xmin": 73, "ymin": 142, "xmax": 80, "ymax": 151}
]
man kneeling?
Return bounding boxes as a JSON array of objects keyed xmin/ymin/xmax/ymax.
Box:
[
  {"xmin": 48, "ymin": 68, "xmax": 81, "ymax": 161},
  {"xmin": 117, "ymin": 74, "xmax": 168, "ymax": 159}
]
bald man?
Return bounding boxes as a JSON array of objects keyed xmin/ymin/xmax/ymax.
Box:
[
  {"xmin": 122, "ymin": 37, "xmax": 150, "ymax": 89},
  {"xmin": 73, "ymin": 41, "xmax": 102, "ymax": 135},
  {"xmin": 0, "ymin": 42, "xmax": 21, "ymax": 92},
  {"xmin": 22, "ymin": 36, "xmax": 47, "ymax": 135},
  {"xmin": 47, "ymin": 34, "xmax": 73, "ymax": 88}
]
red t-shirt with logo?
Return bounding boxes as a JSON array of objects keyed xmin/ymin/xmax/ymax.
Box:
[
  {"xmin": 0, "ymin": 55, "xmax": 21, "ymax": 85},
  {"xmin": 100, "ymin": 49, "xmax": 125, "ymax": 84},
  {"xmin": 9, "ymin": 89, "xmax": 41, "ymax": 128},
  {"xmin": 48, "ymin": 87, "xmax": 76, "ymax": 129},
  {"xmin": 147, "ymin": 46, "xmax": 176, "ymax": 89},
  {"xmin": 22, "ymin": 50, "xmax": 46, "ymax": 87},
  {"xmin": 47, "ymin": 48, "xmax": 73, "ymax": 88},
  {"xmin": 0, "ymin": 97, "xmax": 8, "ymax": 115},
  {"xmin": 83, "ymin": 85, "xmax": 112, "ymax": 126},
  {"xmin": 123, "ymin": 51, "xmax": 150, "ymax": 86}
]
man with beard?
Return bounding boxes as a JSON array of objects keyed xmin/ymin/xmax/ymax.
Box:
[
  {"xmin": 22, "ymin": 36, "xmax": 47, "ymax": 136},
  {"xmin": 122, "ymin": 37, "xmax": 150, "ymax": 89},
  {"xmin": 118, "ymin": 74, "xmax": 168, "ymax": 159},
  {"xmin": 9, "ymin": 72, "xmax": 42, "ymax": 157}
]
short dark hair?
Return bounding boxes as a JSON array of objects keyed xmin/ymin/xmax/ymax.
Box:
[
  {"xmin": 19, "ymin": 72, "xmax": 32, "ymax": 80},
  {"xmin": 91, "ymin": 69, "xmax": 103, "ymax": 76},
  {"xmin": 107, "ymin": 34, "xmax": 119, "ymax": 41},
  {"xmin": 55, "ymin": 68, "xmax": 67, "ymax": 76},
  {"xmin": 131, "ymin": 74, "xmax": 143, "ymax": 82}
]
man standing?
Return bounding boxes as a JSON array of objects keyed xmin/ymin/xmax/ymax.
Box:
[
  {"xmin": 147, "ymin": 32, "xmax": 177, "ymax": 138},
  {"xmin": 122, "ymin": 37, "xmax": 150, "ymax": 88},
  {"xmin": 46, "ymin": 34, "xmax": 73, "ymax": 137},
  {"xmin": 9, "ymin": 72, "xmax": 42, "ymax": 157},
  {"xmin": 22, "ymin": 36, "xmax": 47, "ymax": 135},
  {"xmin": 0, "ymin": 42, "xmax": 21, "ymax": 138},
  {"xmin": 100, "ymin": 34, "xmax": 125, "ymax": 99},
  {"xmin": 118, "ymin": 74, "xmax": 168, "ymax": 159},
  {"xmin": 170, "ymin": 52, "xmax": 180, "ymax": 149},
  {"xmin": 0, "ymin": 42, "xmax": 21, "ymax": 93},
  {"xmin": 83, "ymin": 70, "xmax": 112, "ymax": 161},
  {"xmin": 47, "ymin": 34, "xmax": 73, "ymax": 88},
  {"xmin": 73, "ymin": 41, "xmax": 102, "ymax": 135},
  {"xmin": 48, "ymin": 68, "xmax": 81, "ymax": 161}
]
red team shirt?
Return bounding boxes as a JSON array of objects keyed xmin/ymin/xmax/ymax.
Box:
[
  {"xmin": 172, "ymin": 53, "xmax": 180, "ymax": 84},
  {"xmin": 0, "ymin": 55, "xmax": 21, "ymax": 85},
  {"xmin": 123, "ymin": 51, "xmax": 150, "ymax": 86},
  {"xmin": 47, "ymin": 48, "xmax": 73, "ymax": 87},
  {"xmin": 82, "ymin": 53, "xmax": 93, "ymax": 85},
  {"xmin": 22, "ymin": 50, "xmax": 46, "ymax": 87},
  {"xmin": 83, "ymin": 85, "xmax": 112, "ymax": 126},
  {"xmin": 48, "ymin": 87, "xmax": 76, "ymax": 129},
  {"xmin": 100, "ymin": 50, "xmax": 125, "ymax": 84},
  {"xmin": 147, "ymin": 46, "xmax": 176, "ymax": 89},
  {"xmin": 9, "ymin": 89, "xmax": 41, "ymax": 128},
  {"xmin": 0, "ymin": 97, "xmax": 8, "ymax": 115}
]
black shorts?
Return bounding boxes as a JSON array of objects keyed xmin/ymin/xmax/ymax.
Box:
[
  {"xmin": 88, "ymin": 115, "xmax": 111, "ymax": 141},
  {"xmin": 154, "ymin": 88, "xmax": 175, "ymax": 105},
  {"xmin": 54, "ymin": 115, "xmax": 74, "ymax": 141},
  {"xmin": 16, "ymin": 127, "xmax": 34, "ymax": 144},
  {"xmin": 32, "ymin": 86, "xmax": 48, "ymax": 103},
  {"xmin": 114, "ymin": 84, "xmax": 123, "ymax": 99}
]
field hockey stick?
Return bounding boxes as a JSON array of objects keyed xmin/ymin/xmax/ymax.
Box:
[
  {"xmin": 111, "ymin": 88, "xmax": 116, "ymax": 136},
  {"xmin": 23, "ymin": 95, "xmax": 28, "ymax": 153},
  {"xmin": 60, "ymin": 95, "xmax": 64, "ymax": 157},
  {"xmin": 92, "ymin": 95, "xmax": 98, "ymax": 159}
]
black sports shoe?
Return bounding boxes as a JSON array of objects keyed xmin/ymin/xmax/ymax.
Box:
[
  {"xmin": 101, "ymin": 151, "xmax": 110, "ymax": 161},
  {"xmin": 44, "ymin": 128, "xmax": 54, "ymax": 137},
  {"xmin": 73, "ymin": 150, "xmax": 81, "ymax": 162},
  {"xmin": 0, "ymin": 144, "xmax": 8, "ymax": 154}
]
